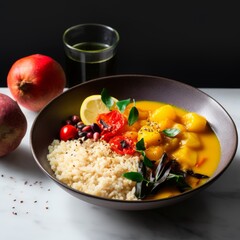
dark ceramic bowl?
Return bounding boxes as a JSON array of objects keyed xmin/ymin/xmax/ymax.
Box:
[{"xmin": 30, "ymin": 74, "xmax": 238, "ymax": 210}]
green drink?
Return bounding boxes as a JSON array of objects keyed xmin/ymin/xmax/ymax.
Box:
[
  {"xmin": 74, "ymin": 42, "xmax": 109, "ymax": 51},
  {"xmin": 63, "ymin": 24, "xmax": 120, "ymax": 87},
  {"xmin": 65, "ymin": 42, "xmax": 117, "ymax": 87}
]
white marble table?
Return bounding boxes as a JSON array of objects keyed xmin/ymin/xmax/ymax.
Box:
[{"xmin": 0, "ymin": 88, "xmax": 240, "ymax": 240}]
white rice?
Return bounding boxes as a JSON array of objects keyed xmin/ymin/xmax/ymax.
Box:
[{"xmin": 47, "ymin": 139, "xmax": 140, "ymax": 200}]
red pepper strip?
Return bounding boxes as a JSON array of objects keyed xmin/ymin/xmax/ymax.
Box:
[
  {"xmin": 96, "ymin": 110, "xmax": 127, "ymax": 142},
  {"xmin": 109, "ymin": 135, "xmax": 136, "ymax": 155}
]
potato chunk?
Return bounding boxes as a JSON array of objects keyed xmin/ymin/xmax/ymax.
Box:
[
  {"xmin": 181, "ymin": 112, "xmax": 207, "ymax": 132},
  {"xmin": 172, "ymin": 146, "xmax": 198, "ymax": 169},
  {"xmin": 145, "ymin": 145, "xmax": 164, "ymax": 161},
  {"xmin": 158, "ymin": 119, "xmax": 174, "ymax": 131},
  {"xmin": 172, "ymin": 123, "xmax": 186, "ymax": 133},
  {"xmin": 150, "ymin": 105, "xmax": 177, "ymax": 123},
  {"xmin": 181, "ymin": 132, "xmax": 202, "ymax": 149},
  {"xmin": 138, "ymin": 125, "xmax": 162, "ymax": 147},
  {"xmin": 164, "ymin": 137, "xmax": 180, "ymax": 152}
]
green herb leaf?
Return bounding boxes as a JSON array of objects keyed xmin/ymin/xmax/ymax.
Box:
[
  {"xmin": 123, "ymin": 172, "xmax": 144, "ymax": 182},
  {"xmin": 162, "ymin": 128, "xmax": 180, "ymax": 137},
  {"xmin": 154, "ymin": 153, "xmax": 168, "ymax": 181},
  {"xmin": 150, "ymin": 158, "xmax": 172, "ymax": 193},
  {"xmin": 128, "ymin": 106, "xmax": 139, "ymax": 126},
  {"xmin": 186, "ymin": 170, "xmax": 209, "ymax": 179},
  {"xmin": 167, "ymin": 173, "xmax": 192, "ymax": 192},
  {"xmin": 124, "ymin": 152, "xmax": 199, "ymax": 199},
  {"xmin": 136, "ymin": 138, "xmax": 146, "ymax": 151},
  {"xmin": 135, "ymin": 181, "xmax": 147, "ymax": 199},
  {"xmin": 101, "ymin": 88, "xmax": 114, "ymax": 109},
  {"xmin": 143, "ymin": 155, "xmax": 154, "ymax": 168},
  {"xmin": 136, "ymin": 138, "xmax": 154, "ymax": 167},
  {"xmin": 116, "ymin": 99, "xmax": 131, "ymax": 112},
  {"xmin": 134, "ymin": 161, "xmax": 149, "ymax": 199}
]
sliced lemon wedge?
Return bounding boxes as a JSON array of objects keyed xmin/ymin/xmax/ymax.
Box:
[{"xmin": 80, "ymin": 95, "xmax": 118, "ymax": 125}]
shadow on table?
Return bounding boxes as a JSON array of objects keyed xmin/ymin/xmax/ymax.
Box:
[{"xmin": 0, "ymin": 146, "xmax": 46, "ymax": 179}]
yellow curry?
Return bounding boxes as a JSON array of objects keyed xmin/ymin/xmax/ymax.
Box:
[{"xmin": 122, "ymin": 101, "xmax": 221, "ymax": 200}]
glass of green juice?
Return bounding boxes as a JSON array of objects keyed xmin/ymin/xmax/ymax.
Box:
[{"xmin": 63, "ymin": 23, "xmax": 120, "ymax": 87}]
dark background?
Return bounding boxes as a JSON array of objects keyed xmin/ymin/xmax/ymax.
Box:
[{"xmin": 1, "ymin": 0, "xmax": 239, "ymax": 88}]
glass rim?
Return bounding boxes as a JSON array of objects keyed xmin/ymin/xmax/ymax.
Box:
[{"xmin": 62, "ymin": 23, "xmax": 120, "ymax": 54}]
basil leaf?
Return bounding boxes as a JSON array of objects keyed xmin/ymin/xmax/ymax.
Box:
[
  {"xmin": 123, "ymin": 172, "xmax": 144, "ymax": 182},
  {"xmin": 116, "ymin": 98, "xmax": 131, "ymax": 112},
  {"xmin": 136, "ymin": 139, "xmax": 153, "ymax": 168},
  {"xmin": 101, "ymin": 88, "xmax": 114, "ymax": 109},
  {"xmin": 162, "ymin": 128, "xmax": 180, "ymax": 137},
  {"xmin": 143, "ymin": 155, "xmax": 154, "ymax": 168},
  {"xmin": 136, "ymin": 138, "xmax": 146, "ymax": 151},
  {"xmin": 128, "ymin": 106, "xmax": 139, "ymax": 126}
]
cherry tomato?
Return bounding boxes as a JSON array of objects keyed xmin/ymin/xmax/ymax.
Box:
[
  {"xmin": 109, "ymin": 135, "xmax": 136, "ymax": 155},
  {"xmin": 60, "ymin": 124, "xmax": 78, "ymax": 141},
  {"xmin": 96, "ymin": 110, "xmax": 127, "ymax": 142}
]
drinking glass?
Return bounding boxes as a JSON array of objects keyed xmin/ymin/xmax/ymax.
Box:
[{"xmin": 63, "ymin": 23, "xmax": 120, "ymax": 87}]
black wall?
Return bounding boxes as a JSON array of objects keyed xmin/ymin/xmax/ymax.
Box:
[{"xmin": 1, "ymin": 0, "xmax": 239, "ymax": 87}]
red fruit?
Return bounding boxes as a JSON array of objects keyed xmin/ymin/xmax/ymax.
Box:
[
  {"xmin": 0, "ymin": 93, "xmax": 27, "ymax": 157},
  {"xmin": 7, "ymin": 54, "xmax": 66, "ymax": 112},
  {"xmin": 60, "ymin": 124, "xmax": 78, "ymax": 141}
]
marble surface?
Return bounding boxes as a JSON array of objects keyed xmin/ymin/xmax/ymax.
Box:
[{"xmin": 0, "ymin": 88, "xmax": 240, "ymax": 240}]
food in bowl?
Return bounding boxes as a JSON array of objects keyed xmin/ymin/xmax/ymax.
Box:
[{"xmin": 46, "ymin": 88, "xmax": 221, "ymax": 201}]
